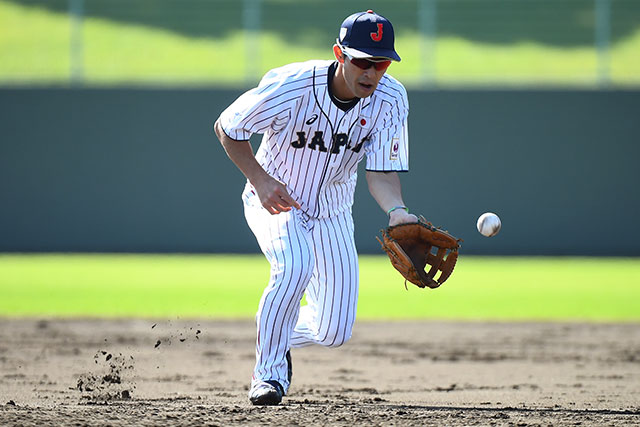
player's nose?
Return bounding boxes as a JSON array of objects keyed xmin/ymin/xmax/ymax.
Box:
[{"xmin": 362, "ymin": 66, "xmax": 376, "ymax": 78}]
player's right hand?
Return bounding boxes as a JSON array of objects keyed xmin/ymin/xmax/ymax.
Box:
[{"xmin": 254, "ymin": 177, "xmax": 301, "ymax": 215}]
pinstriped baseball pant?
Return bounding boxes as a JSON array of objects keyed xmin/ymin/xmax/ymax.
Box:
[{"xmin": 243, "ymin": 187, "xmax": 359, "ymax": 393}]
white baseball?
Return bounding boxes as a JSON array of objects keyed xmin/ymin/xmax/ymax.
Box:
[{"xmin": 477, "ymin": 212, "xmax": 501, "ymax": 237}]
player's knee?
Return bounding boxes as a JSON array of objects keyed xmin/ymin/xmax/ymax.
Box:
[
  {"xmin": 320, "ymin": 325, "xmax": 353, "ymax": 348},
  {"xmin": 326, "ymin": 334, "xmax": 351, "ymax": 348}
]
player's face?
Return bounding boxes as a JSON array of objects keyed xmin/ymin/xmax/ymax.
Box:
[{"xmin": 335, "ymin": 46, "xmax": 390, "ymax": 99}]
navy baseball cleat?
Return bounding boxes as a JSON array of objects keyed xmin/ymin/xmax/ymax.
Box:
[
  {"xmin": 248, "ymin": 380, "xmax": 285, "ymax": 406},
  {"xmin": 286, "ymin": 350, "xmax": 293, "ymax": 383}
]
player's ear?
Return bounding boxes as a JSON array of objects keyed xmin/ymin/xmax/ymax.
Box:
[{"xmin": 333, "ymin": 45, "xmax": 345, "ymax": 63}]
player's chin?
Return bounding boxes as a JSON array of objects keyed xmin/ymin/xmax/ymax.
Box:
[{"xmin": 356, "ymin": 82, "xmax": 377, "ymax": 97}]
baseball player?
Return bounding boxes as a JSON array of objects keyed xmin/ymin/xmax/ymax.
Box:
[{"xmin": 214, "ymin": 10, "xmax": 417, "ymax": 405}]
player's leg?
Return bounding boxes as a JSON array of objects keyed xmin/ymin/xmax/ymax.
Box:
[
  {"xmin": 290, "ymin": 210, "xmax": 359, "ymax": 348},
  {"xmin": 243, "ymin": 188, "xmax": 314, "ymax": 396}
]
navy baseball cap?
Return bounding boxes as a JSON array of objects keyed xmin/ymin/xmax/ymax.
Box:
[{"xmin": 337, "ymin": 10, "xmax": 401, "ymax": 62}]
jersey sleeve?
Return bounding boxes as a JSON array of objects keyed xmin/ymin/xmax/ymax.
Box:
[
  {"xmin": 217, "ymin": 70, "xmax": 295, "ymax": 141},
  {"xmin": 365, "ymin": 95, "xmax": 409, "ymax": 172}
]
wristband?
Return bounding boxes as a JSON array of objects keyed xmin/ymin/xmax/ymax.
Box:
[{"xmin": 386, "ymin": 205, "xmax": 409, "ymax": 216}]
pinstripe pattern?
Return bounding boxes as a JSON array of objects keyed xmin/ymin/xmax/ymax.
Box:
[
  {"xmin": 218, "ymin": 60, "xmax": 410, "ymax": 219},
  {"xmin": 222, "ymin": 60, "xmax": 410, "ymax": 395},
  {"xmin": 290, "ymin": 210, "xmax": 358, "ymax": 349},
  {"xmin": 243, "ymin": 187, "xmax": 357, "ymax": 392}
]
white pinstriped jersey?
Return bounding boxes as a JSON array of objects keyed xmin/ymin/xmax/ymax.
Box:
[{"xmin": 218, "ymin": 60, "xmax": 409, "ymax": 218}]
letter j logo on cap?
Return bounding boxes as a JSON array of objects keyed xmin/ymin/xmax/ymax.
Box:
[{"xmin": 370, "ymin": 23, "xmax": 383, "ymax": 42}]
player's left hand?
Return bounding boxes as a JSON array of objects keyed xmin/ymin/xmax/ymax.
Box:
[
  {"xmin": 376, "ymin": 217, "xmax": 461, "ymax": 288},
  {"xmin": 388, "ymin": 209, "xmax": 418, "ymax": 227}
]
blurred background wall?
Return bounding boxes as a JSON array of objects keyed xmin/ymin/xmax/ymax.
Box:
[{"xmin": 1, "ymin": 0, "xmax": 639, "ymax": 255}]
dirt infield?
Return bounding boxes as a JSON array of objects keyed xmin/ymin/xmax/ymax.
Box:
[{"xmin": 1, "ymin": 318, "xmax": 639, "ymax": 426}]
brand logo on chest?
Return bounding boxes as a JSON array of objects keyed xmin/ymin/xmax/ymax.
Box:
[{"xmin": 305, "ymin": 114, "xmax": 319, "ymax": 125}]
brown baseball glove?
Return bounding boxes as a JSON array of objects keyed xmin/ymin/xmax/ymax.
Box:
[{"xmin": 376, "ymin": 217, "xmax": 461, "ymax": 289}]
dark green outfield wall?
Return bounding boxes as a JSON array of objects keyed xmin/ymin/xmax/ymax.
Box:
[{"xmin": 1, "ymin": 88, "xmax": 638, "ymax": 255}]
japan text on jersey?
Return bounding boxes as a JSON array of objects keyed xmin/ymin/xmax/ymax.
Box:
[{"xmin": 219, "ymin": 60, "xmax": 409, "ymax": 218}]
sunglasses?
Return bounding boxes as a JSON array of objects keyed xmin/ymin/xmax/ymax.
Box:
[{"xmin": 341, "ymin": 50, "xmax": 391, "ymax": 71}]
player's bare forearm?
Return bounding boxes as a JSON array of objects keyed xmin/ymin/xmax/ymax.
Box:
[
  {"xmin": 214, "ymin": 119, "xmax": 300, "ymax": 214},
  {"xmin": 366, "ymin": 171, "xmax": 418, "ymax": 226}
]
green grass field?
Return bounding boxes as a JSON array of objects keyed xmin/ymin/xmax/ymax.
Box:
[
  {"xmin": 1, "ymin": 0, "xmax": 639, "ymax": 86},
  {"xmin": 1, "ymin": 254, "xmax": 639, "ymax": 321}
]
